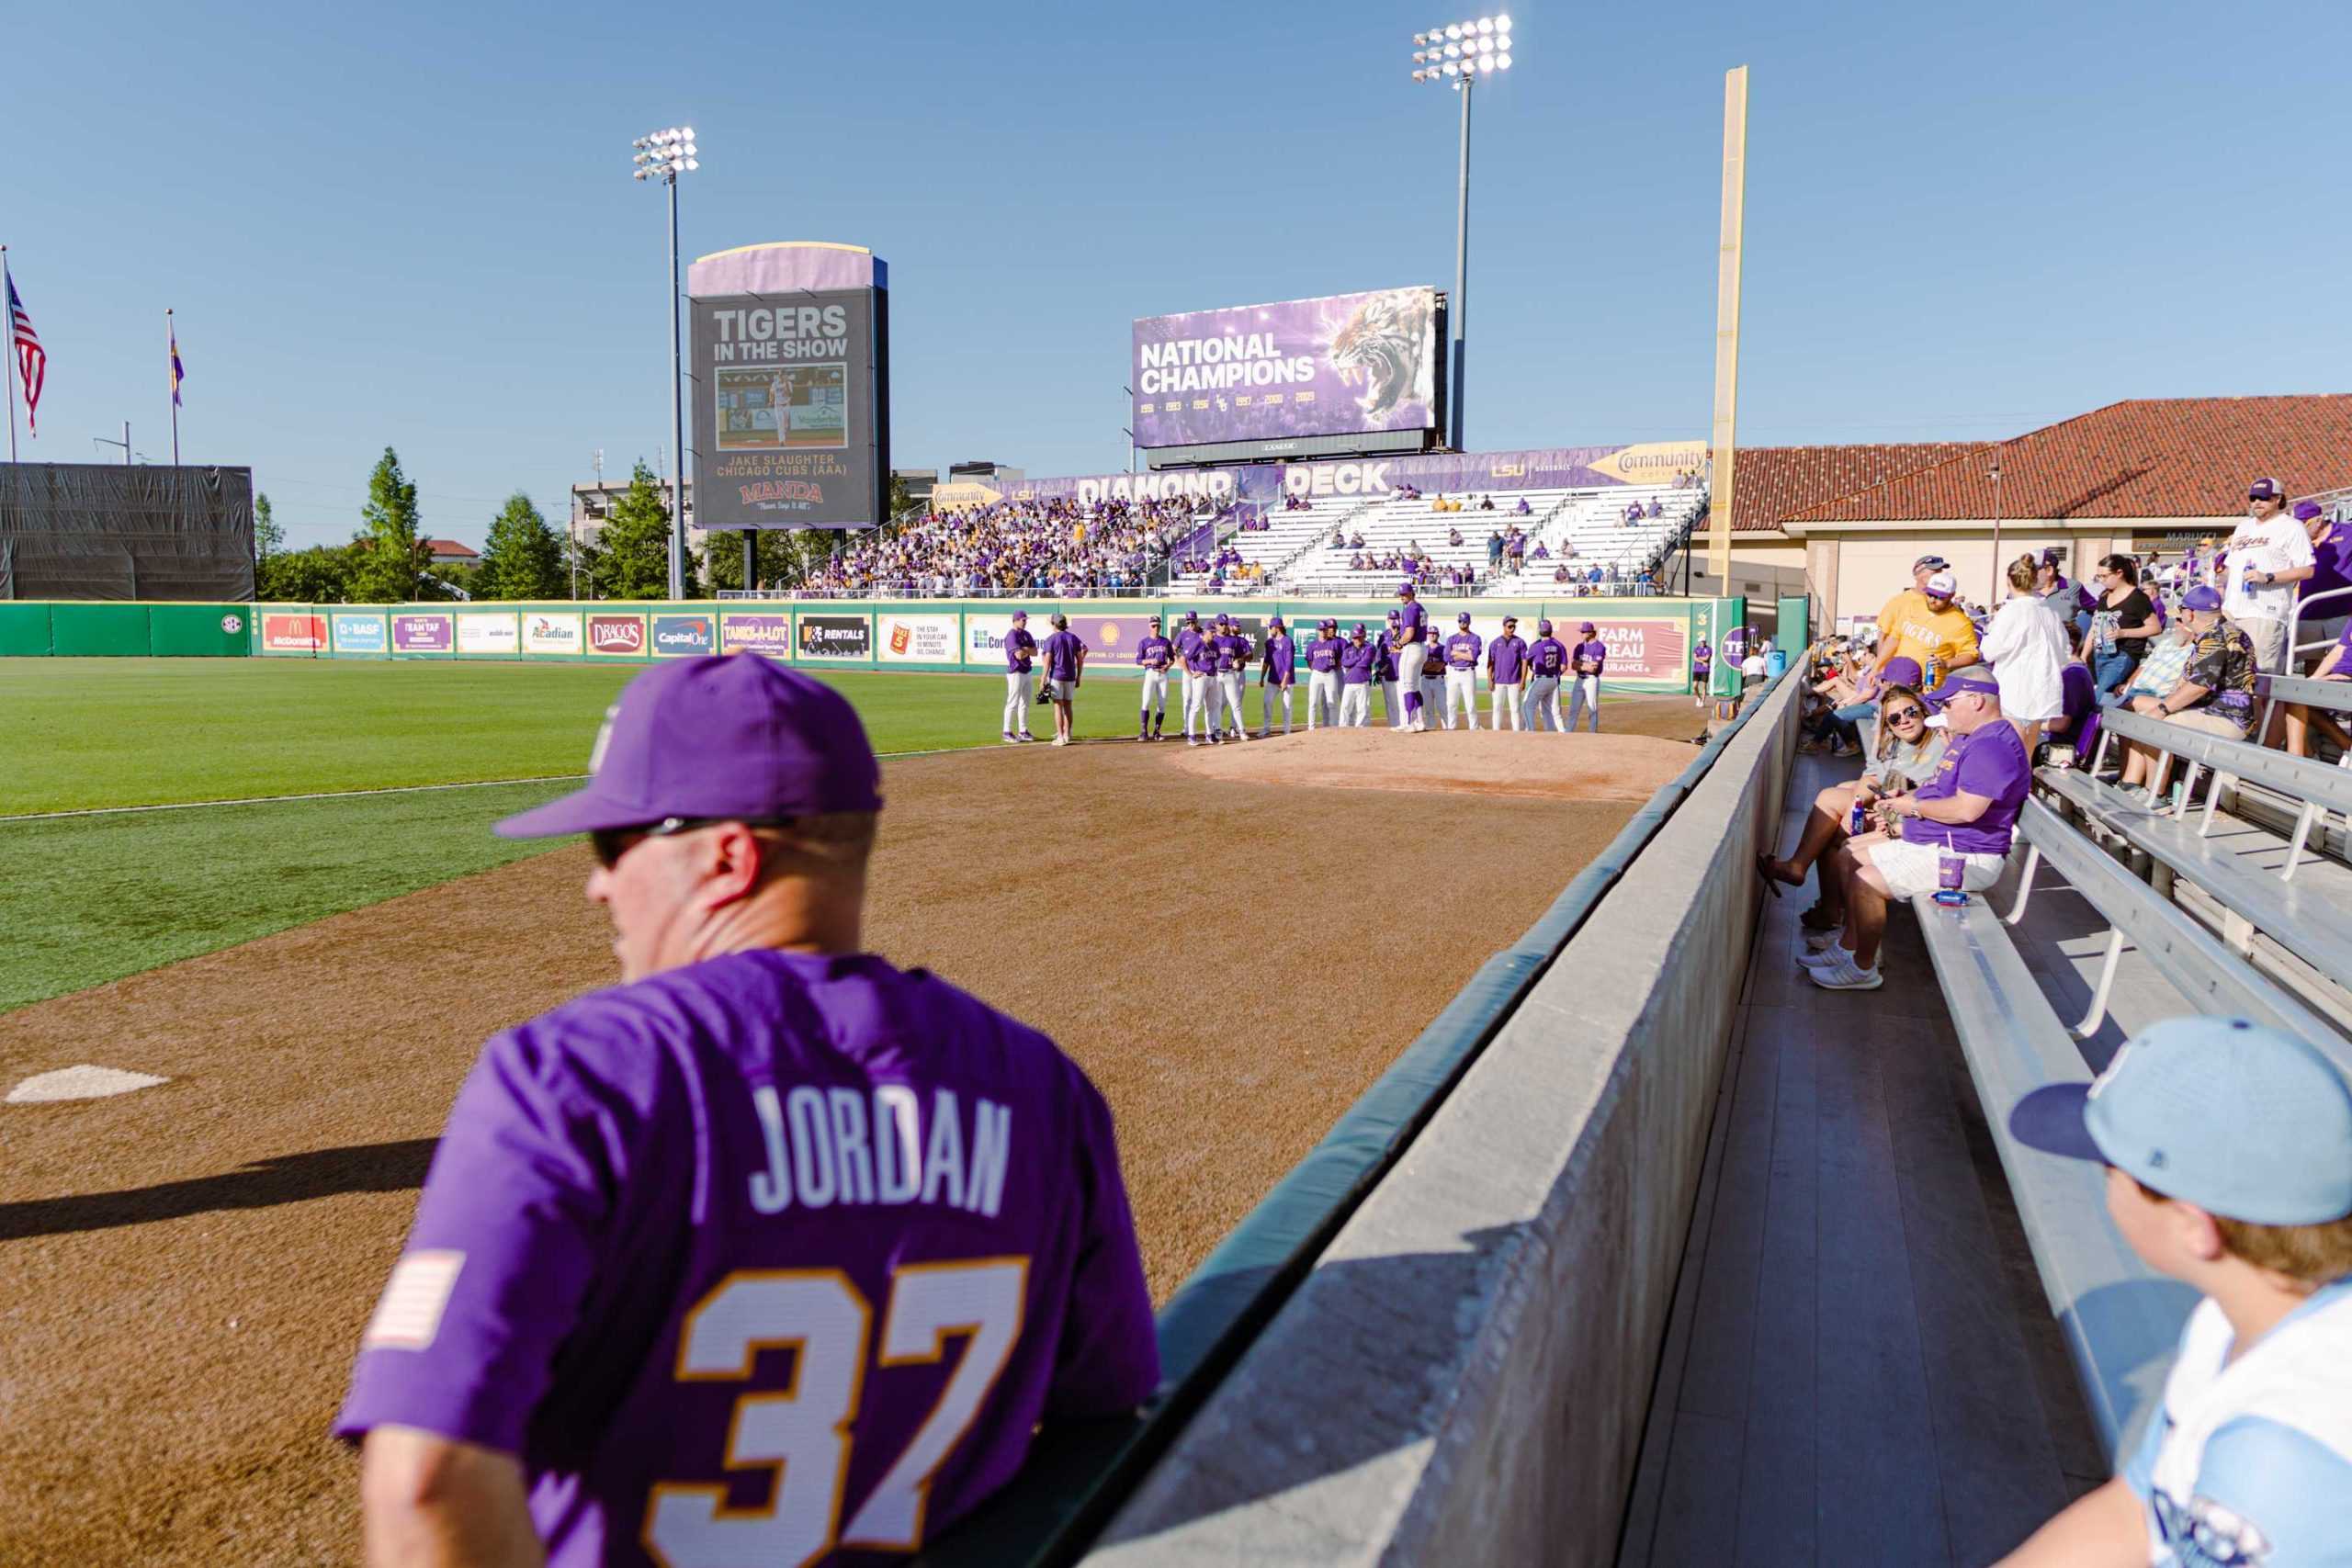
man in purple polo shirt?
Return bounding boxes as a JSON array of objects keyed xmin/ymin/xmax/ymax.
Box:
[
  {"xmin": 1800, "ymin": 670, "xmax": 2028, "ymax": 992},
  {"xmin": 1134, "ymin": 615, "xmax": 1173, "ymax": 742},
  {"xmin": 1442, "ymin": 614, "xmax": 1482, "ymax": 730},
  {"xmin": 1525, "ymin": 619, "xmax": 1568, "ymax": 731},
  {"xmin": 1039, "ymin": 612, "xmax": 1087, "ymax": 748},
  {"xmin": 338, "ymin": 656, "xmax": 1155, "ymax": 1566},
  {"xmin": 1001, "ymin": 610, "xmax": 1038, "ymax": 744},
  {"xmin": 1182, "ymin": 623, "xmax": 1221, "ymax": 746},
  {"xmin": 1487, "ymin": 615, "xmax": 1530, "ymax": 731},
  {"xmin": 1566, "ymin": 621, "xmax": 1607, "ymax": 733},
  {"xmin": 1212, "ymin": 614, "xmax": 1250, "ymax": 741},
  {"xmin": 1305, "ymin": 617, "xmax": 1345, "ymax": 730},
  {"xmin": 1258, "ymin": 614, "xmax": 1296, "ymax": 737},
  {"xmin": 1395, "ymin": 582, "xmax": 1431, "ymax": 731},
  {"xmin": 1339, "ymin": 622, "xmax": 1378, "ymax": 728}
]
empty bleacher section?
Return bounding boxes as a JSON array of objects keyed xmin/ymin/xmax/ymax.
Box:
[
  {"xmin": 1161, "ymin": 491, "xmax": 1374, "ymax": 595},
  {"xmin": 1273, "ymin": 483, "xmax": 1704, "ymax": 597}
]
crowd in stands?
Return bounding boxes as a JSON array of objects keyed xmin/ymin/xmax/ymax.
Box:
[{"xmin": 803, "ymin": 494, "xmax": 1204, "ymax": 596}]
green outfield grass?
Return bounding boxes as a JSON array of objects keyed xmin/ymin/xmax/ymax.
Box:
[{"xmin": 0, "ymin": 658, "xmax": 1158, "ymax": 1012}]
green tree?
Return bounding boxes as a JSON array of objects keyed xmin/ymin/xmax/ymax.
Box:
[
  {"xmin": 887, "ymin": 471, "xmax": 916, "ymax": 521},
  {"xmin": 253, "ymin": 491, "xmax": 284, "ymax": 562},
  {"xmin": 476, "ymin": 491, "xmax": 568, "ymax": 600},
  {"xmin": 259, "ymin": 543, "xmax": 355, "ymax": 604},
  {"xmin": 346, "ymin": 446, "xmax": 428, "ymax": 603},
  {"xmin": 701, "ymin": 528, "xmax": 804, "ymax": 592},
  {"xmin": 591, "ymin": 461, "xmax": 695, "ymax": 599}
]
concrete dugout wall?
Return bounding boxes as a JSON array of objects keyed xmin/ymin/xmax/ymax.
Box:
[{"xmin": 1091, "ymin": 672, "xmax": 1804, "ymax": 1565}]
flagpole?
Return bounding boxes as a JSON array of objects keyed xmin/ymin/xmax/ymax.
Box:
[
  {"xmin": 3, "ymin": 246, "xmax": 17, "ymax": 464},
  {"xmin": 167, "ymin": 308, "xmax": 179, "ymax": 464}
]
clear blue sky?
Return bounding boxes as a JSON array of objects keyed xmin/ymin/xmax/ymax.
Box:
[{"xmin": 7, "ymin": 0, "xmax": 2347, "ymax": 549}]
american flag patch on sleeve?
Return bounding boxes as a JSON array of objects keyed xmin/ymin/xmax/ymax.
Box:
[{"xmin": 363, "ymin": 1251, "xmax": 465, "ymax": 1350}]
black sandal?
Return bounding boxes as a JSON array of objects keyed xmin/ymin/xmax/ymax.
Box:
[{"xmin": 1752, "ymin": 852, "xmax": 1783, "ymax": 899}]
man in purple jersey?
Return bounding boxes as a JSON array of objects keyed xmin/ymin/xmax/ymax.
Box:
[
  {"xmin": 1566, "ymin": 621, "xmax": 1607, "ymax": 733},
  {"xmin": 1134, "ymin": 616, "xmax": 1173, "ymax": 741},
  {"xmin": 1525, "ymin": 619, "xmax": 1568, "ymax": 731},
  {"xmin": 1174, "ymin": 613, "xmax": 1207, "ymax": 744},
  {"xmin": 1380, "ymin": 609, "xmax": 1407, "ymax": 729},
  {"xmin": 1212, "ymin": 615, "xmax": 1250, "ymax": 741},
  {"xmin": 1182, "ymin": 627, "xmax": 1221, "ymax": 746},
  {"xmin": 1395, "ymin": 582, "xmax": 1431, "ymax": 731},
  {"xmin": 1258, "ymin": 614, "xmax": 1296, "ymax": 737},
  {"xmin": 1305, "ymin": 617, "xmax": 1344, "ymax": 730},
  {"xmin": 1001, "ymin": 611, "xmax": 1039, "ymax": 744},
  {"xmin": 1339, "ymin": 622, "xmax": 1378, "ymax": 727},
  {"xmin": 338, "ymin": 656, "xmax": 1156, "ymax": 1567},
  {"xmin": 1442, "ymin": 613, "xmax": 1482, "ymax": 730},
  {"xmin": 1487, "ymin": 615, "xmax": 1530, "ymax": 731},
  {"xmin": 1039, "ymin": 612, "xmax": 1088, "ymax": 748}
]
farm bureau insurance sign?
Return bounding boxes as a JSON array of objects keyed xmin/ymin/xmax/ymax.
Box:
[
  {"xmin": 1131, "ymin": 288, "xmax": 1438, "ymax": 448},
  {"xmin": 797, "ymin": 614, "xmax": 871, "ymax": 659}
]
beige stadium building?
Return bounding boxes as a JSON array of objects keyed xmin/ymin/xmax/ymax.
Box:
[{"xmin": 1716, "ymin": 393, "xmax": 2352, "ymax": 631}]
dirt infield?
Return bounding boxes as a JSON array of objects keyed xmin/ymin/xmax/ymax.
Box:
[
  {"xmin": 1176, "ymin": 727, "xmax": 1698, "ymax": 800},
  {"xmin": 0, "ymin": 701, "xmax": 1700, "ymax": 1564}
]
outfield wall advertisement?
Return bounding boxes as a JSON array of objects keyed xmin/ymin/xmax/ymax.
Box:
[
  {"xmin": 245, "ymin": 594, "xmax": 1739, "ymax": 693},
  {"xmin": 1132, "ymin": 288, "xmax": 1439, "ymax": 447}
]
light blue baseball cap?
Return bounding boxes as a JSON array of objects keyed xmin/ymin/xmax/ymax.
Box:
[{"xmin": 2009, "ymin": 1017, "xmax": 2352, "ymax": 1224}]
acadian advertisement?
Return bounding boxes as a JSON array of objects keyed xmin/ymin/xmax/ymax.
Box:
[
  {"xmin": 331, "ymin": 612, "xmax": 387, "ymax": 653},
  {"xmin": 522, "ymin": 611, "xmax": 582, "ymax": 655},
  {"xmin": 456, "ymin": 613, "xmax": 520, "ymax": 656},
  {"xmin": 1131, "ymin": 288, "xmax": 1438, "ymax": 447},
  {"xmin": 719, "ymin": 612, "xmax": 795, "ymax": 658},
  {"xmin": 797, "ymin": 613, "xmax": 872, "ymax": 660},
  {"xmin": 875, "ymin": 612, "xmax": 958, "ymax": 665},
  {"xmin": 691, "ymin": 288, "xmax": 883, "ymax": 529}
]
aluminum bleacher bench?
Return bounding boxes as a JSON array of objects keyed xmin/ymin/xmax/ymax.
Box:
[{"xmin": 1910, "ymin": 797, "xmax": 2336, "ymax": 1459}]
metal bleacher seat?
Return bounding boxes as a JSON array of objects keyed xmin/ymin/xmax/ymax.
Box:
[{"xmin": 1909, "ymin": 796, "xmax": 2341, "ymax": 1458}]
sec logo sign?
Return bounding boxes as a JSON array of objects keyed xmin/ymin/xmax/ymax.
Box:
[{"xmin": 220, "ymin": 614, "xmax": 243, "ymax": 635}]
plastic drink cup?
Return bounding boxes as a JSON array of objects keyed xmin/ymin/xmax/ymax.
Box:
[{"xmin": 1933, "ymin": 842, "xmax": 1969, "ymax": 906}]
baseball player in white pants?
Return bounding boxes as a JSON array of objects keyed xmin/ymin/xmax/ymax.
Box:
[
  {"xmin": 1442, "ymin": 614, "xmax": 1481, "ymax": 730},
  {"xmin": 1339, "ymin": 680, "xmax": 1371, "ymax": 727},
  {"xmin": 1213, "ymin": 615, "xmax": 1250, "ymax": 740},
  {"xmin": 1395, "ymin": 581, "xmax": 1433, "ymax": 731},
  {"xmin": 1304, "ymin": 618, "xmax": 1342, "ymax": 728},
  {"xmin": 1566, "ymin": 620, "xmax": 1606, "ymax": 733},
  {"xmin": 1000, "ymin": 608, "xmax": 1037, "ymax": 741},
  {"xmin": 1487, "ymin": 615, "xmax": 1528, "ymax": 731},
  {"xmin": 1339, "ymin": 624, "xmax": 1376, "ymax": 727},
  {"xmin": 1524, "ymin": 618, "xmax": 1567, "ymax": 731},
  {"xmin": 1258, "ymin": 614, "xmax": 1295, "ymax": 736}
]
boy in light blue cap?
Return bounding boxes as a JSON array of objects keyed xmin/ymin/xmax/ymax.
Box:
[{"xmin": 1997, "ymin": 1017, "xmax": 2352, "ymax": 1566}]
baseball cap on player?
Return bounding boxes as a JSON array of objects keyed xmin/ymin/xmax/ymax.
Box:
[
  {"xmin": 1536, "ymin": 619, "xmax": 1553, "ymax": 635},
  {"xmin": 1268, "ymin": 615, "xmax": 1284, "ymax": 629},
  {"xmin": 2248, "ymin": 477, "xmax": 2283, "ymax": 502},
  {"xmin": 1457, "ymin": 613, "xmax": 1472, "ymax": 626},
  {"xmin": 1501, "ymin": 615, "xmax": 1517, "ymax": 626},
  {"xmin": 1579, "ymin": 621, "xmax": 1596, "ymax": 634},
  {"xmin": 1398, "ymin": 582, "xmax": 1417, "ymax": 597},
  {"xmin": 1214, "ymin": 614, "xmax": 1229, "ymax": 626},
  {"xmin": 1351, "ymin": 622, "xmax": 1368, "ymax": 637},
  {"xmin": 495, "ymin": 655, "xmax": 881, "ymax": 840},
  {"xmin": 1386, "ymin": 608, "xmax": 1401, "ymax": 623},
  {"xmin": 2007, "ymin": 1017, "xmax": 2352, "ymax": 1224},
  {"xmin": 1011, "ymin": 610, "xmax": 1027, "ymax": 624}
]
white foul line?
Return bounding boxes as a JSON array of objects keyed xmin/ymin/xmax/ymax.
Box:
[{"xmin": 0, "ymin": 744, "xmax": 981, "ymax": 824}]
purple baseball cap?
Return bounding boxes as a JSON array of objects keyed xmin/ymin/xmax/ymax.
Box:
[
  {"xmin": 1387, "ymin": 608, "xmax": 1402, "ymax": 622},
  {"xmin": 1537, "ymin": 618, "xmax": 1553, "ymax": 635},
  {"xmin": 1923, "ymin": 669, "xmax": 2000, "ymax": 709},
  {"xmin": 2181, "ymin": 583, "xmax": 2224, "ymax": 612},
  {"xmin": 1458, "ymin": 612, "xmax": 1472, "ymax": 626},
  {"xmin": 1268, "ymin": 615, "xmax": 1284, "ymax": 628},
  {"xmin": 1011, "ymin": 610, "xmax": 1027, "ymax": 623},
  {"xmin": 1398, "ymin": 581, "xmax": 1416, "ymax": 597},
  {"xmin": 1579, "ymin": 621, "xmax": 1596, "ymax": 634},
  {"xmin": 495, "ymin": 656, "xmax": 881, "ymax": 840},
  {"xmin": 2294, "ymin": 501, "xmax": 2324, "ymax": 522},
  {"xmin": 1351, "ymin": 622, "xmax": 1368, "ymax": 636},
  {"xmin": 1881, "ymin": 656, "xmax": 1925, "ymax": 689},
  {"xmin": 2248, "ymin": 477, "xmax": 2282, "ymax": 502}
]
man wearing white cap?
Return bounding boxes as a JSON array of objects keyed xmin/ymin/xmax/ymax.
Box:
[
  {"xmin": 1871, "ymin": 555, "xmax": 1981, "ymax": 686},
  {"xmin": 2222, "ymin": 476, "xmax": 2315, "ymax": 677},
  {"xmin": 1996, "ymin": 1016, "xmax": 2352, "ymax": 1566}
]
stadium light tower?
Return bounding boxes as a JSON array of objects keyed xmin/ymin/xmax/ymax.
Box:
[
  {"xmin": 632, "ymin": 126, "xmax": 699, "ymax": 599},
  {"xmin": 1410, "ymin": 16, "xmax": 1511, "ymax": 452}
]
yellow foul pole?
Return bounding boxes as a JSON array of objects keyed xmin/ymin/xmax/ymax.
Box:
[{"xmin": 1706, "ymin": 66, "xmax": 1749, "ymax": 588}]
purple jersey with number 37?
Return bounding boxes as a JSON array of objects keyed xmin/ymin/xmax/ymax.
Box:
[{"xmin": 336, "ymin": 949, "xmax": 1158, "ymax": 1567}]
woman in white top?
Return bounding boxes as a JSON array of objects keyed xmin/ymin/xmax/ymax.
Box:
[{"xmin": 1979, "ymin": 553, "xmax": 2075, "ymax": 747}]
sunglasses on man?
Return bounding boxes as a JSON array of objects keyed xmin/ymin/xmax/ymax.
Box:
[{"xmin": 590, "ymin": 816, "xmax": 801, "ymax": 871}]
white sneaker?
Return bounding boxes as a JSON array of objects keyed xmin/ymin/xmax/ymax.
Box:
[
  {"xmin": 1804, "ymin": 927, "xmax": 1845, "ymax": 952},
  {"xmin": 1796, "ymin": 942, "xmax": 1848, "ymax": 969},
  {"xmin": 1051, "ymin": 737, "xmax": 1069, "ymax": 747},
  {"xmin": 1808, "ymin": 954, "xmax": 1884, "ymax": 990},
  {"xmin": 1001, "ymin": 733, "xmax": 1018, "ymax": 745}
]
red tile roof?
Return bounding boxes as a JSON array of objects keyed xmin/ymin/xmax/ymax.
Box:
[
  {"xmin": 424, "ymin": 538, "xmax": 480, "ymax": 560},
  {"xmin": 1729, "ymin": 444, "xmax": 1975, "ymax": 533},
  {"xmin": 1784, "ymin": 395, "xmax": 2352, "ymax": 526}
]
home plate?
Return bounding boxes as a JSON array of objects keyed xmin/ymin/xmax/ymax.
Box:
[{"xmin": 6, "ymin": 1065, "xmax": 171, "ymax": 1103}]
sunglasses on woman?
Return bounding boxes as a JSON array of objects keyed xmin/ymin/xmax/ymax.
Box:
[
  {"xmin": 589, "ymin": 815, "xmax": 801, "ymax": 871},
  {"xmin": 1883, "ymin": 705, "xmax": 1927, "ymax": 724}
]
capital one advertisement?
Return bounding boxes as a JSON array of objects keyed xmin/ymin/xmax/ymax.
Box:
[
  {"xmin": 690, "ymin": 287, "xmax": 886, "ymax": 529},
  {"xmin": 1131, "ymin": 288, "xmax": 1438, "ymax": 447}
]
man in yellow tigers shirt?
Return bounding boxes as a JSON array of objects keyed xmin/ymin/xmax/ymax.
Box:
[{"xmin": 1873, "ymin": 558, "xmax": 1982, "ymax": 679}]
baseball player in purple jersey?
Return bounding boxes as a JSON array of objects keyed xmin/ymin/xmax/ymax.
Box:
[
  {"xmin": 1304, "ymin": 618, "xmax": 1344, "ymax": 730},
  {"xmin": 1442, "ymin": 614, "xmax": 1483, "ymax": 730},
  {"xmin": 1174, "ymin": 613, "xmax": 1207, "ymax": 743},
  {"xmin": 1212, "ymin": 615, "xmax": 1250, "ymax": 741},
  {"xmin": 1394, "ymin": 583, "xmax": 1431, "ymax": 730},
  {"xmin": 337, "ymin": 656, "xmax": 1156, "ymax": 1568},
  {"xmin": 1182, "ymin": 628, "xmax": 1221, "ymax": 745},
  {"xmin": 1379, "ymin": 610, "xmax": 1407, "ymax": 729},
  {"xmin": 1525, "ymin": 619, "xmax": 1568, "ymax": 731},
  {"xmin": 1258, "ymin": 615, "xmax": 1296, "ymax": 737},
  {"xmin": 1134, "ymin": 616, "xmax": 1173, "ymax": 741},
  {"xmin": 1001, "ymin": 611, "xmax": 1039, "ymax": 743},
  {"xmin": 1418, "ymin": 627, "xmax": 1445, "ymax": 722},
  {"xmin": 1039, "ymin": 613, "xmax": 1087, "ymax": 748},
  {"xmin": 1567, "ymin": 621, "xmax": 1607, "ymax": 732},
  {"xmin": 1487, "ymin": 615, "xmax": 1530, "ymax": 731},
  {"xmin": 1338, "ymin": 623, "xmax": 1377, "ymax": 727}
]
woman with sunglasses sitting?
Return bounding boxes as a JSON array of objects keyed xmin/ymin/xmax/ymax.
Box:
[{"xmin": 1758, "ymin": 682, "xmax": 1944, "ymax": 923}]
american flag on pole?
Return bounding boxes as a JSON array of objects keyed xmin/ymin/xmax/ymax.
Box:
[{"xmin": 8, "ymin": 274, "xmax": 44, "ymax": 434}]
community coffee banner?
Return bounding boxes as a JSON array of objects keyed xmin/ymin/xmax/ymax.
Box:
[{"xmin": 1132, "ymin": 288, "xmax": 1438, "ymax": 447}]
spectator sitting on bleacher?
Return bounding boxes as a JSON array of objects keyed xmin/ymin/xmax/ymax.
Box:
[
  {"xmin": 1798, "ymin": 671, "xmax": 2030, "ymax": 992},
  {"xmin": 1996, "ymin": 1017, "xmax": 2352, "ymax": 1568},
  {"xmin": 1554, "ymin": 565, "xmax": 1571, "ymax": 584},
  {"xmin": 1479, "ymin": 494, "xmax": 1496, "ymax": 511},
  {"xmin": 1431, "ymin": 493, "xmax": 1450, "ymax": 513},
  {"xmin": 1761, "ymin": 680, "xmax": 1943, "ymax": 915},
  {"xmin": 2298, "ymin": 500, "xmax": 2352, "ymax": 657},
  {"xmin": 2041, "ymin": 660, "xmax": 2099, "ymax": 768},
  {"xmin": 2113, "ymin": 584, "xmax": 2259, "ymax": 806},
  {"xmin": 1533, "ymin": 542, "xmax": 1550, "ymax": 561},
  {"xmin": 1646, "ymin": 498, "xmax": 1663, "ymax": 518},
  {"xmin": 1515, "ymin": 496, "xmax": 1532, "ymax": 515},
  {"xmin": 1447, "ymin": 526, "xmax": 1463, "ymax": 547},
  {"xmin": 2284, "ymin": 619, "xmax": 2352, "ymax": 759},
  {"xmin": 1351, "ymin": 532, "xmax": 1366, "ymax": 548}
]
